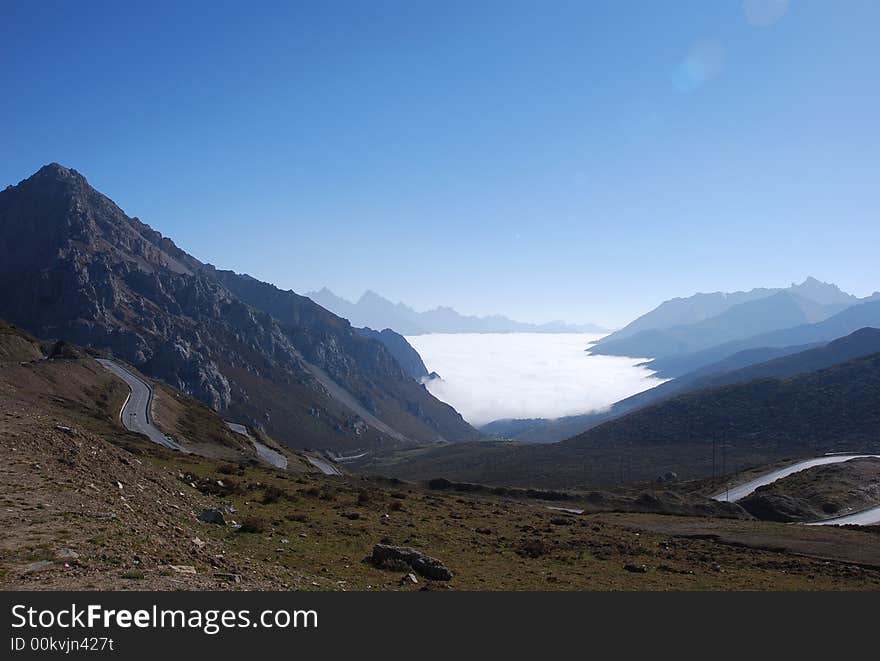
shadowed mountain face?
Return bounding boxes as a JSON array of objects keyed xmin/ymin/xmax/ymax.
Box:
[
  {"xmin": 354, "ymin": 327, "xmax": 429, "ymax": 380},
  {"xmin": 0, "ymin": 164, "xmax": 479, "ymax": 450},
  {"xmin": 307, "ymin": 287, "xmax": 607, "ymax": 335}
]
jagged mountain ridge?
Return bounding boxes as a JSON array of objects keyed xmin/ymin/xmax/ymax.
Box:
[
  {"xmin": 307, "ymin": 287, "xmax": 607, "ymax": 335},
  {"xmin": 0, "ymin": 164, "xmax": 479, "ymax": 450},
  {"xmin": 595, "ymin": 277, "xmax": 860, "ymax": 349}
]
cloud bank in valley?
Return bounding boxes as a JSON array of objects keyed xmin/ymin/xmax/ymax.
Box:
[{"xmin": 406, "ymin": 333, "xmax": 668, "ymax": 427}]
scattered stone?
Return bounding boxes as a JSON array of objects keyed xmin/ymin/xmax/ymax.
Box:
[
  {"xmin": 192, "ymin": 537, "xmax": 206, "ymax": 549},
  {"xmin": 198, "ymin": 509, "xmax": 227, "ymax": 525},
  {"xmin": 370, "ymin": 544, "xmax": 453, "ymax": 581},
  {"xmin": 518, "ymin": 539, "xmax": 547, "ymax": 559},
  {"xmin": 55, "ymin": 548, "xmax": 80, "ymax": 561},
  {"xmin": 166, "ymin": 565, "xmax": 197, "ymax": 574},
  {"xmin": 25, "ymin": 560, "xmax": 54, "ymax": 573},
  {"xmin": 400, "ymin": 572, "xmax": 419, "ymax": 586},
  {"xmin": 624, "ymin": 563, "xmax": 649, "ymax": 574},
  {"xmin": 214, "ymin": 573, "xmax": 242, "ymax": 584},
  {"xmin": 710, "ymin": 562, "xmax": 722, "ymax": 572}
]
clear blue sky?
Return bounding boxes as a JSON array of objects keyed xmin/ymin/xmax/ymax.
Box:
[{"xmin": 2, "ymin": 1, "xmax": 878, "ymax": 327}]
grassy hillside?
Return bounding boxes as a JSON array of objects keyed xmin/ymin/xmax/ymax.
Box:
[{"xmin": 0, "ymin": 320, "xmax": 43, "ymax": 362}]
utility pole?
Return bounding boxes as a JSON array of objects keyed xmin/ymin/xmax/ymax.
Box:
[
  {"xmin": 712, "ymin": 437, "xmax": 717, "ymax": 484},
  {"xmin": 722, "ymin": 441, "xmax": 728, "ymax": 501}
]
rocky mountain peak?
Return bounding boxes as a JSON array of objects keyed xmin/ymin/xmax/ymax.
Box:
[{"xmin": 0, "ymin": 164, "xmax": 480, "ymax": 449}]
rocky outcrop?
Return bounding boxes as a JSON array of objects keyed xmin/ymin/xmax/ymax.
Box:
[{"xmin": 370, "ymin": 544, "xmax": 453, "ymax": 581}]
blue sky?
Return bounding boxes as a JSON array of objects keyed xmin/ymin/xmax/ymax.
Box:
[{"xmin": 2, "ymin": 1, "xmax": 878, "ymax": 326}]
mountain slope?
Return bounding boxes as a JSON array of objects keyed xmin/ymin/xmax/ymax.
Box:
[
  {"xmin": 561, "ymin": 351, "xmax": 880, "ymax": 454},
  {"xmin": 0, "ymin": 164, "xmax": 479, "ymax": 450},
  {"xmin": 354, "ymin": 327, "xmax": 430, "ymax": 380},
  {"xmin": 308, "ymin": 287, "xmax": 606, "ymax": 335}
]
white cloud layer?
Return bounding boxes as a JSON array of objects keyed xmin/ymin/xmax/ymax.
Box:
[{"xmin": 406, "ymin": 333, "xmax": 668, "ymax": 427}]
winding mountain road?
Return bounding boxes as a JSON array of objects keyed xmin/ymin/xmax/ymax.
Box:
[
  {"xmin": 711, "ymin": 453, "xmax": 880, "ymax": 503},
  {"xmin": 806, "ymin": 505, "xmax": 880, "ymax": 526},
  {"xmin": 96, "ymin": 359, "xmax": 183, "ymax": 451},
  {"xmin": 225, "ymin": 421, "xmax": 288, "ymax": 469},
  {"xmin": 305, "ymin": 455, "xmax": 343, "ymax": 476}
]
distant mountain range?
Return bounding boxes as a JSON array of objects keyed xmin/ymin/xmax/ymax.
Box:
[
  {"xmin": 0, "ymin": 164, "xmax": 480, "ymax": 451},
  {"xmin": 307, "ymin": 288, "xmax": 607, "ymax": 335},
  {"xmin": 591, "ymin": 278, "xmax": 872, "ymax": 361},
  {"xmin": 647, "ymin": 296, "xmax": 880, "ymax": 377}
]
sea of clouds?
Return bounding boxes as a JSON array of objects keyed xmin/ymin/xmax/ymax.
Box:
[{"xmin": 406, "ymin": 333, "xmax": 667, "ymax": 427}]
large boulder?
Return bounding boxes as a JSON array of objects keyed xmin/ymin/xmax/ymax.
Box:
[{"xmin": 370, "ymin": 544, "xmax": 453, "ymax": 581}]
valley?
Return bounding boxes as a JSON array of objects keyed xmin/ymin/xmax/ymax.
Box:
[
  {"xmin": 3, "ymin": 317, "xmax": 880, "ymax": 592},
  {"xmin": 1, "ymin": 164, "xmax": 879, "ymax": 594}
]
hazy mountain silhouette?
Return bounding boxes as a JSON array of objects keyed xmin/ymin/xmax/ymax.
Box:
[
  {"xmin": 0, "ymin": 164, "xmax": 479, "ymax": 450},
  {"xmin": 648, "ymin": 297, "xmax": 880, "ymax": 377},
  {"xmin": 593, "ymin": 277, "xmax": 859, "ymax": 355},
  {"xmin": 307, "ymin": 288, "xmax": 607, "ymax": 335},
  {"xmin": 591, "ymin": 284, "xmax": 859, "ymax": 360}
]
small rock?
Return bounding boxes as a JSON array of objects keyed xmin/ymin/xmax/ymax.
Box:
[
  {"xmin": 55, "ymin": 548, "xmax": 80, "ymax": 561},
  {"xmin": 710, "ymin": 562, "xmax": 721, "ymax": 572},
  {"xmin": 198, "ymin": 509, "xmax": 227, "ymax": 525},
  {"xmin": 400, "ymin": 572, "xmax": 419, "ymax": 585},
  {"xmin": 166, "ymin": 565, "xmax": 197, "ymax": 574},
  {"xmin": 192, "ymin": 537, "xmax": 206, "ymax": 549},
  {"xmin": 624, "ymin": 563, "xmax": 649, "ymax": 574},
  {"xmin": 25, "ymin": 560, "xmax": 54, "ymax": 573},
  {"xmin": 213, "ymin": 573, "xmax": 242, "ymax": 584}
]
